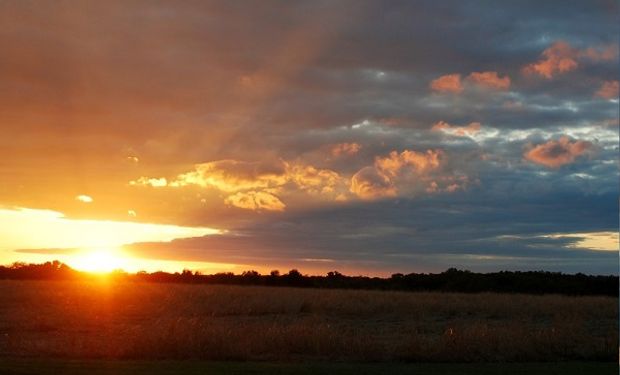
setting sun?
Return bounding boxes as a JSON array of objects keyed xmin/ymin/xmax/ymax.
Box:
[{"xmin": 69, "ymin": 247, "xmax": 129, "ymax": 273}]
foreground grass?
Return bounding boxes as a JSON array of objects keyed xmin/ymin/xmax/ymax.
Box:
[
  {"xmin": 0, "ymin": 358, "xmax": 617, "ymax": 375},
  {"xmin": 0, "ymin": 280, "xmax": 617, "ymax": 362}
]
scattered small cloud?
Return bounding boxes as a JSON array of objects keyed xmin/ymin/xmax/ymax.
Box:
[
  {"xmin": 595, "ymin": 80, "xmax": 619, "ymax": 100},
  {"xmin": 524, "ymin": 136, "xmax": 593, "ymax": 168},
  {"xmin": 350, "ymin": 166, "xmax": 396, "ymax": 200},
  {"xmin": 523, "ymin": 41, "xmax": 618, "ymax": 79},
  {"xmin": 466, "ymin": 71, "xmax": 511, "ymax": 90},
  {"xmin": 523, "ymin": 41, "xmax": 578, "ymax": 79},
  {"xmin": 331, "ymin": 142, "xmax": 362, "ymax": 157},
  {"xmin": 350, "ymin": 149, "xmax": 445, "ymax": 200},
  {"xmin": 430, "ymin": 74, "xmax": 463, "ymax": 94},
  {"xmin": 75, "ymin": 195, "xmax": 93, "ymax": 203},
  {"xmin": 225, "ymin": 190, "xmax": 286, "ymax": 211},
  {"xmin": 432, "ymin": 121, "xmax": 481, "ymax": 137}
]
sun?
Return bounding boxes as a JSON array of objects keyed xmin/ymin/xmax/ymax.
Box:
[{"xmin": 70, "ymin": 247, "xmax": 129, "ymax": 273}]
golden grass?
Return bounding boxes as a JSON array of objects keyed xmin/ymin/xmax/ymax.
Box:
[{"xmin": 0, "ymin": 280, "xmax": 616, "ymax": 362}]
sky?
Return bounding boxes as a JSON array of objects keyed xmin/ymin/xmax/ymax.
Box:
[{"xmin": 0, "ymin": 0, "xmax": 618, "ymax": 275}]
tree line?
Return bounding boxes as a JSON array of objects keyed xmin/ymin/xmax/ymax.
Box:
[{"xmin": 0, "ymin": 261, "xmax": 617, "ymax": 296}]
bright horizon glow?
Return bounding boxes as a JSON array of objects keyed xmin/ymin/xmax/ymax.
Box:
[
  {"xmin": 544, "ymin": 231, "xmax": 619, "ymax": 251},
  {"xmin": 0, "ymin": 207, "xmax": 221, "ymax": 270},
  {"xmin": 70, "ymin": 247, "xmax": 127, "ymax": 273}
]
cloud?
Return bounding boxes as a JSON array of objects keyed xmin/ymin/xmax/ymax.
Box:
[
  {"xmin": 522, "ymin": 41, "xmax": 579, "ymax": 79},
  {"xmin": 432, "ymin": 121, "xmax": 481, "ymax": 137},
  {"xmin": 523, "ymin": 41, "xmax": 618, "ymax": 79},
  {"xmin": 524, "ymin": 136, "xmax": 593, "ymax": 168},
  {"xmin": 350, "ymin": 167, "xmax": 396, "ymax": 200},
  {"xmin": 581, "ymin": 44, "xmax": 619, "ymax": 62},
  {"xmin": 75, "ymin": 195, "xmax": 93, "ymax": 203},
  {"xmin": 350, "ymin": 149, "xmax": 445, "ymax": 200},
  {"xmin": 375, "ymin": 149, "xmax": 442, "ymax": 177},
  {"xmin": 331, "ymin": 142, "xmax": 362, "ymax": 157},
  {"xmin": 466, "ymin": 71, "xmax": 511, "ymax": 90},
  {"xmin": 286, "ymin": 163, "xmax": 342, "ymax": 195},
  {"xmin": 224, "ymin": 191, "xmax": 286, "ymax": 211},
  {"xmin": 170, "ymin": 160, "xmax": 287, "ymax": 192},
  {"xmin": 429, "ymin": 74, "xmax": 463, "ymax": 93},
  {"xmin": 595, "ymin": 80, "xmax": 619, "ymax": 100},
  {"xmin": 130, "ymin": 159, "xmax": 344, "ymax": 211},
  {"xmin": 130, "ymin": 177, "xmax": 168, "ymax": 187}
]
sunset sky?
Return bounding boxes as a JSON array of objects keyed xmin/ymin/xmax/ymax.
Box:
[{"xmin": 1, "ymin": 1, "xmax": 618, "ymax": 275}]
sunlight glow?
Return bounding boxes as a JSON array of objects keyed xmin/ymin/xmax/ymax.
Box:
[
  {"xmin": 0, "ymin": 207, "xmax": 220, "ymax": 268},
  {"xmin": 70, "ymin": 247, "xmax": 128, "ymax": 273}
]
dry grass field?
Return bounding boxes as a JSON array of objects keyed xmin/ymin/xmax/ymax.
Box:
[{"xmin": 0, "ymin": 280, "xmax": 616, "ymax": 363}]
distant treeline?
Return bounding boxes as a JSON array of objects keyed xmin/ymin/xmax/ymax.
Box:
[{"xmin": 1, "ymin": 260, "xmax": 617, "ymax": 296}]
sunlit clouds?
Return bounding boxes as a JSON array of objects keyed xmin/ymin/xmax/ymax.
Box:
[
  {"xmin": 350, "ymin": 149, "xmax": 452, "ymax": 200},
  {"xmin": 466, "ymin": 71, "xmax": 511, "ymax": 90},
  {"xmin": 523, "ymin": 41, "xmax": 619, "ymax": 79},
  {"xmin": 430, "ymin": 74, "xmax": 463, "ymax": 94},
  {"xmin": 595, "ymin": 80, "xmax": 619, "ymax": 100},
  {"xmin": 432, "ymin": 121, "xmax": 482, "ymax": 137},
  {"xmin": 331, "ymin": 142, "xmax": 362, "ymax": 157},
  {"xmin": 0, "ymin": 1, "xmax": 617, "ymax": 275},
  {"xmin": 523, "ymin": 41, "xmax": 579, "ymax": 79},
  {"xmin": 524, "ymin": 137, "xmax": 594, "ymax": 168},
  {"xmin": 75, "ymin": 195, "xmax": 93, "ymax": 203}
]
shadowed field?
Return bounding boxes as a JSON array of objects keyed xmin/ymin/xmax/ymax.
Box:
[
  {"xmin": 0, "ymin": 358, "xmax": 617, "ymax": 375},
  {"xmin": 0, "ymin": 280, "xmax": 617, "ymax": 363}
]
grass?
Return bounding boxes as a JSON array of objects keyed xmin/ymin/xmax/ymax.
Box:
[
  {"xmin": 0, "ymin": 358, "xmax": 617, "ymax": 375},
  {"xmin": 0, "ymin": 280, "xmax": 617, "ymax": 363}
]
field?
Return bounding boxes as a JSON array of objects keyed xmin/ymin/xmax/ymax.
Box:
[{"xmin": 0, "ymin": 280, "xmax": 617, "ymax": 373}]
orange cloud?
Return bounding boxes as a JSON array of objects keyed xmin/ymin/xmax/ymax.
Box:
[
  {"xmin": 331, "ymin": 142, "xmax": 362, "ymax": 157},
  {"xmin": 524, "ymin": 136, "xmax": 593, "ymax": 168},
  {"xmin": 350, "ymin": 149, "xmax": 444, "ymax": 199},
  {"xmin": 581, "ymin": 44, "xmax": 619, "ymax": 62},
  {"xmin": 287, "ymin": 164, "xmax": 342, "ymax": 195},
  {"xmin": 224, "ymin": 191, "xmax": 286, "ymax": 211},
  {"xmin": 466, "ymin": 71, "xmax": 511, "ymax": 90},
  {"xmin": 429, "ymin": 74, "xmax": 463, "ymax": 93},
  {"xmin": 595, "ymin": 80, "xmax": 619, "ymax": 100},
  {"xmin": 375, "ymin": 149, "xmax": 442, "ymax": 178},
  {"xmin": 523, "ymin": 41, "xmax": 618, "ymax": 79},
  {"xmin": 522, "ymin": 41, "xmax": 579, "ymax": 79},
  {"xmin": 432, "ymin": 121, "xmax": 481, "ymax": 137},
  {"xmin": 350, "ymin": 166, "xmax": 396, "ymax": 200},
  {"xmin": 426, "ymin": 175, "xmax": 471, "ymax": 194}
]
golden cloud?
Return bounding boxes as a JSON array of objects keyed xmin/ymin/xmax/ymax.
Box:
[
  {"xmin": 350, "ymin": 166, "xmax": 396, "ymax": 200},
  {"xmin": 375, "ymin": 149, "xmax": 442, "ymax": 177},
  {"xmin": 170, "ymin": 160, "xmax": 287, "ymax": 192},
  {"xmin": 350, "ymin": 149, "xmax": 444, "ymax": 200},
  {"xmin": 432, "ymin": 121, "xmax": 481, "ymax": 137},
  {"xmin": 224, "ymin": 190, "xmax": 286, "ymax": 211},
  {"xmin": 286, "ymin": 163, "xmax": 342, "ymax": 195},
  {"xmin": 130, "ymin": 159, "xmax": 343, "ymax": 211}
]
